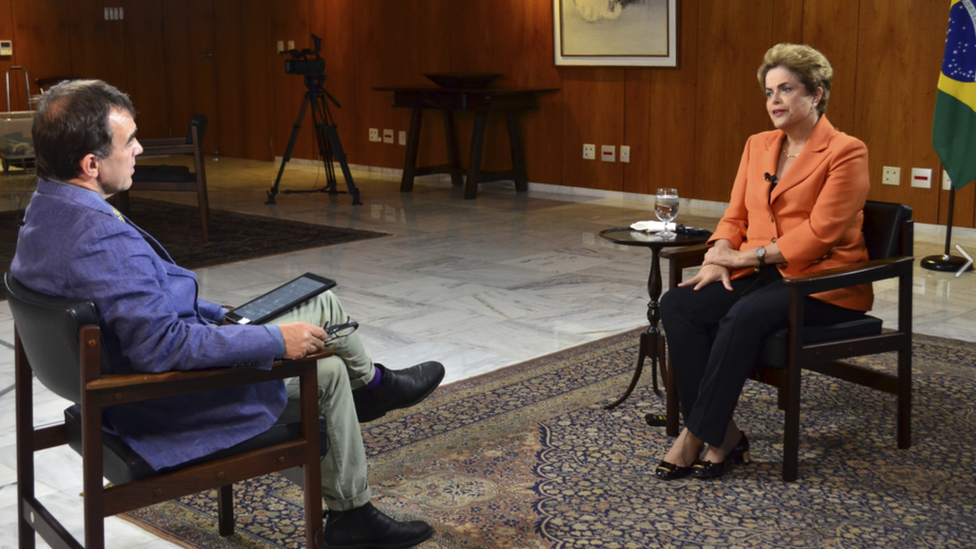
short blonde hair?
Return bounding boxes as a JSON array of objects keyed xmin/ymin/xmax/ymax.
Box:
[{"xmin": 757, "ymin": 44, "xmax": 833, "ymax": 116}]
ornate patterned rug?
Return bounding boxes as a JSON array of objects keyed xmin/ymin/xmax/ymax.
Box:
[
  {"xmin": 0, "ymin": 197, "xmax": 388, "ymax": 299},
  {"xmin": 120, "ymin": 330, "xmax": 976, "ymax": 548}
]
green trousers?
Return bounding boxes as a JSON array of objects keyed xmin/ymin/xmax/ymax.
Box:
[{"xmin": 274, "ymin": 290, "xmax": 375, "ymax": 511}]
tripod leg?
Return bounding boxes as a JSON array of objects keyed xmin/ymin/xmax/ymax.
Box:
[
  {"xmin": 267, "ymin": 92, "xmax": 312, "ymax": 204},
  {"xmin": 309, "ymin": 96, "xmax": 339, "ymax": 194},
  {"xmin": 319, "ymin": 94, "xmax": 362, "ymax": 205}
]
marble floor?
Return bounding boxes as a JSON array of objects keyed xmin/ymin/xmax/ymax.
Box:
[{"xmin": 1, "ymin": 157, "xmax": 975, "ymax": 548}]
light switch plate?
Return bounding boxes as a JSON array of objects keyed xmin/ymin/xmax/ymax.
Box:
[{"xmin": 910, "ymin": 167, "xmax": 932, "ymax": 189}]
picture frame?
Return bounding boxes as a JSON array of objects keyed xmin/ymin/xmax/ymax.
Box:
[{"xmin": 553, "ymin": 0, "xmax": 677, "ymax": 67}]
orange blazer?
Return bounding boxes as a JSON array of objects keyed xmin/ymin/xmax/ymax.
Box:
[{"xmin": 709, "ymin": 116, "xmax": 873, "ymax": 311}]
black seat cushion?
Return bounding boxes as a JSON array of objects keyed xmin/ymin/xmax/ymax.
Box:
[
  {"xmin": 133, "ymin": 164, "xmax": 193, "ymax": 182},
  {"xmin": 64, "ymin": 405, "xmax": 329, "ymax": 485},
  {"xmin": 758, "ymin": 316, "xmax": 884, "ymax": 369}
]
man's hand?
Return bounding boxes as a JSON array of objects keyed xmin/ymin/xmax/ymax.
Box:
[
  {"xmin": 279, "ymin": 322, "xmax": 328, "ymax": 360},
  {"xmin": 678, "ymin": 264, "xmax": 733, "ymax": 291}
]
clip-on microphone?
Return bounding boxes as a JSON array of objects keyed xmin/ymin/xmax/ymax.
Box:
[{"xmin": 765, "ymin": 172, "xmax": 779, "ymax": 203}]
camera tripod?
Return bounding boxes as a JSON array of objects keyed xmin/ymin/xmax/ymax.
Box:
[{"xmin": 266, "ymin": 73, "xmax": 361, "ymax": 205}]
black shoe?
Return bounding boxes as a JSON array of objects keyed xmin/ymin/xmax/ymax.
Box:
[
  {"xmin": 655, "ymin": 459, "xmax": 695, "ymax": 481},
  {"xmin": 321, "ymin": 502, "xmax": 433, "ymax": 549},
  {"xmin": 692, "ymin": 434, "xmax": 751, "ymax": 480},
  {"xmin": 353, "ymin": 362, "xmax": 445, "ymax": 423}
]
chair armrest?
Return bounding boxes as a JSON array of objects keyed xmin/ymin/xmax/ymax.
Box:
[
  {"xmin": 659, "ymin": 244, "xmax": 708, "ymax": 262},
  {"xmin": 660, "ymin": 244, "xmax": 708, "ymax": 289},
  {"xmin": 85, "ymin": 350, "xmax": 332, "ymax": 407},
  {"xmin": 782, "ymin": 256, "xmax": 913, "ymax": 296}
]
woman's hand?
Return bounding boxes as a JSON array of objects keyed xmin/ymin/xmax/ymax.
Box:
[
  {"xmin": 702, "ymin": 244, "xmax": 752, "ymax": 270},
  {"xmin": 678, "ymin": 264, "xmax": 733, "ymax": 291},
  {"xmin": 702, "ymin": 240, "xmax": 785, "ymax": 270}
]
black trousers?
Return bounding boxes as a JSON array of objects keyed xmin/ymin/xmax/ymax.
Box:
[{"xmin": 659, "ymin": 267, "xmax": 865, "ymax": 446}]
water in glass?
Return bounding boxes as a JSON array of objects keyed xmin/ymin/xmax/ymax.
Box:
[{"xmin": 655, "ymin": 188, "xmax": 679, "ymax": 238}]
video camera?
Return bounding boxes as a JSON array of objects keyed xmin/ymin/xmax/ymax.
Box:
[{"xmin": 283, "ymin": 34, "xmax": 326, "ymax": 76}]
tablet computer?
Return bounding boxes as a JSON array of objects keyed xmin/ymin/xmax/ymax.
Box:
[{"xmin": 223, "ymin": 272, "xmax": 337, "ymax": 325}]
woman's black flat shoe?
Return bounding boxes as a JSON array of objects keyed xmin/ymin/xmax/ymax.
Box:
[
  {"xmin": 692, "ymin": 434, "xmax": 751, "ymax": 480},
  {"xmin": 655, "ymin": 460, "xmax": 695, "ymax": 481}
]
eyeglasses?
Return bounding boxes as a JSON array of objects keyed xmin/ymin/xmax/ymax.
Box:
[{"xmin": 325, "ymin": 319, "xmax": 358, "ymax": 343}]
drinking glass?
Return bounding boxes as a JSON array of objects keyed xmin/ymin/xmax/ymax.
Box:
[{"xmin": 654, "ymin": 188, "xmax": 679, "ymax": 238}]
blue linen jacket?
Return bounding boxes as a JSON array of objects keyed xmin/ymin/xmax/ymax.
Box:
[{"xmin": 11, "ymin": 179, "xmax": 287, "ymax": 470}]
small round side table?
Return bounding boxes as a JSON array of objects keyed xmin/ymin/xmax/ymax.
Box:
[{"xmin": 598, "ymin": 227, "xmax": 710, "ymax": 410}]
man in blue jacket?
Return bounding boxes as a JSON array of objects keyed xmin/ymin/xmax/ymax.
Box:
[{"xmin": 12, "ymin": 79, "xmax": 442, "ymax": 548}]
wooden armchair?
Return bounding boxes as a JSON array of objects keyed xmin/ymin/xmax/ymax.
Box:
[
  {"xmin": 7, "ymin": 272, "xmax": 328, "ymax": 549},
  {"xmin": 660, "ymin": 200, "xmax": 914, "ymax": 481},
  {"xmin": 118, "ymin": 113, "xmax": 211, "ymax": 241}
]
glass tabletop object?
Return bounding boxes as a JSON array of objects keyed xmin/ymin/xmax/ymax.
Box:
[{"xmin": 654, "ymin": 188, "xmax": 680, "ymax": 239}]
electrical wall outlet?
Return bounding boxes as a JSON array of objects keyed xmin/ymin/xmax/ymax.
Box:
[
  {"xmin": 882, "ymin": 166, "xmax": 901, "ymax": 186},
  {"xmin": 583, "ymin": 143, "xmax": 596, "ymax": 160},
  {"xmin": 910, "ymin": 167, "xmax": 932, "ymax": 189},
  {"xmin": 398, "ymin": 130, "xmax": 407, "ymax": 146},
  {"xmin": 619, "ymin": 145, "xmax": 630, "ymax": 163},
  {"xmin": 601, "ymin": 145, "xmax": 615, "ymax": 162},
  {"xmin": 382, "ymin": 129, "xmax": 394, "ymax": 144},
  {"xmin": 944, "ymin": 169, "xmax": 952, "ymax": 190},
  {"xmin": 368, "ymin": 128, "xmax": 380, "ymax": 142}
]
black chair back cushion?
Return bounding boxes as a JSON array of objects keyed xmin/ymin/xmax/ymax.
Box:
[
  {"xmin": 4, "ymin": 272, "xmax": 107, "ymax": 403},
  {"xmin": 862, "ymin": 200, "xmax": 913, "ymax": 260}
]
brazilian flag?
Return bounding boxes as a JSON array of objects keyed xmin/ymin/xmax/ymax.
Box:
[{"xmin": 934, "ymin": 0, "xmax": 976, "ymax": 190}]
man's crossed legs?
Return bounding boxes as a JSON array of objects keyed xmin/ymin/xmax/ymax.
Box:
[{"xmin": 276, "ymin": 291, "xmax": 444, "ymax": 548}]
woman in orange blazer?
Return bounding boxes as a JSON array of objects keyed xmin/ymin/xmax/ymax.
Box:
[{"xmin": 656, "ymin": 44, "xmax": 872, "ymax": 480}]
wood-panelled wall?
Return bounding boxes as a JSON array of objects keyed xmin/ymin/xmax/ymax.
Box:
[{"xmin": 0, "ymin": 0, "xmax": 968, "ymax": 226}]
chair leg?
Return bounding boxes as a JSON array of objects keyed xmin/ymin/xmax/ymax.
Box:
[
  {"xmin": 195, "ymin": 172, "xmax": 210, "ymax": 243},
  {"xmin": 782, "ymin": 366, "xmax": 802, "ymax": 482},
  {"xmin": 15, "ymin": 334, "xmax": 37, "ymax": 549},
  {"xmin": 897, "ymin": 347, "xmax": 912, "ymax": 449},
  {"xmin": 217, "ymin": 484, "xmax": 234, "ymax": 536},
  {"xmin": 192, "ymin": 137, "xmax": 211, "ymax": 243}
]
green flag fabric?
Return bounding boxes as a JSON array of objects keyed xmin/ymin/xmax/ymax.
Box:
[{"xmin": 933, "ymin": 0, "xmax": 976, "ymax": 190}]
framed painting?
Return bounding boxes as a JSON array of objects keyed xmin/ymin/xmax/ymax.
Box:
[{"xmin": 553, "ymin": 0, "xmax": 677, "ymax": 67}]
